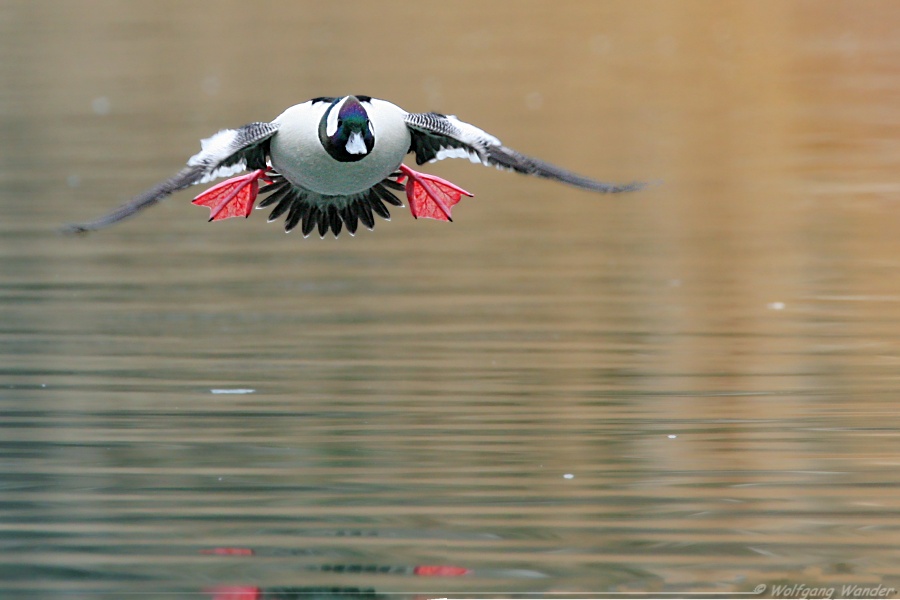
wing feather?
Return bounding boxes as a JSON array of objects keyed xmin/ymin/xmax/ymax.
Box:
[
  {"xmin": 65, "ymin": 122, "xmax": 278, "ymax": 232},
  {"xmin": 404, "ymin": 113, "xmax": 644, "ymax": 193}
]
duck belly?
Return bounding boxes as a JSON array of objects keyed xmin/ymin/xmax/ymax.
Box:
[{"xmin": 269, "ymin": 99, "xmax": 411, "ymax": 196}]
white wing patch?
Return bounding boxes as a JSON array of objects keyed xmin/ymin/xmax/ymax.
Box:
[
  {"xmin": 185, "ymin": 128, "xmax": 248, "ymax": 184},
  {"xmin": 433, "ymin": 146, "xmax": 483, "ymax": 164},
  {"xmin": 187, "ymin": 128, "xmax": 239, "ymax": 166},
  {"xmin": 428, "ymin": 115, "xmax": 501, "ymax": 165},
  {"xmin": 196, "ymin": 161, "xmax": 247, "ymax": 184},
  {"xmin": 446, "ymin": 115, "xmax": 502, "ymax": 147}
]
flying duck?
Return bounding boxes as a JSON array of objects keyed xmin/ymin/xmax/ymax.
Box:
[{"xmin": 68, "ymin": 95, "xmax": 645, "ymax": 237}]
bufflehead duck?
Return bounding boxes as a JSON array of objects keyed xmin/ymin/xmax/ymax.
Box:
[{"xmin": 69, "ymin": 95, "xmax": 645, "ymax": 237}]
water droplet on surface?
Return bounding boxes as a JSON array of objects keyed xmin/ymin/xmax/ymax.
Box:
[
  {"xmin": 91, "ymin": 96, "xmax": 111, "ymax": 115},
  {"xmin": 525, "ymin": 91, "xmax": 543, "ymax": 111}
]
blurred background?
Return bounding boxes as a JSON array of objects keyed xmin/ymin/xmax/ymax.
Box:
[{"xmin": 2, "ymin": 0, "xmax": 900, "ymax": 597}]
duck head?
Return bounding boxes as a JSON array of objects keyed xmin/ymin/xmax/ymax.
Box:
[{"xmin": 319, "ymin": 96, "xmax": 375, "ymax": 162}]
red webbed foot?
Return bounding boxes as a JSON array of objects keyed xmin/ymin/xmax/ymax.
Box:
[
  {"xmin": 398, "ymin": 164, "xmax": 473, "ymax": 222},
  {"xmin": 192, "ymin": 169, "xmax": 269, "ymax": 221}
]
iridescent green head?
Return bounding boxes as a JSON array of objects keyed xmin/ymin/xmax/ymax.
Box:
[{"xmin": 319, "ymin": 96, "xmax": 375, "ymax": 163}]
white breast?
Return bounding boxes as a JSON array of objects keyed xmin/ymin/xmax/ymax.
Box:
[{"xmin": 269, "ymin": 98, "xmax": 411, "ymax": 196}]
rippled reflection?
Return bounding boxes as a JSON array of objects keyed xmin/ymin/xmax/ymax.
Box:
[{"xmin": 2, "ymin": 1, "xmax": 900, "ymax": 597}]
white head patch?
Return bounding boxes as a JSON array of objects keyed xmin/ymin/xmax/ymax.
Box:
[
  {"xmin": 345, "ymin": 131, "xmax": 368, "ymax": 155},
  {"xmin": 325, "ymin": 97, "xmax": 348, "ymax": 137}
]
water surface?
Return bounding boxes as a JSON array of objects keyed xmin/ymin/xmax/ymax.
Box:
[{"xmin": 2, "ymin": 1, "xmax": 900, "ymax": 598}]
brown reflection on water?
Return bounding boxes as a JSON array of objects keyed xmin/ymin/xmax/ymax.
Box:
[{"xmin": 2, "ymin": 0, "xmax": 900, "ymax": 596}]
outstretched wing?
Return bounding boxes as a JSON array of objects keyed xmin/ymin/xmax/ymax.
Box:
[
  {"xmin": 404, "ymin": 112, "xmax": 644, "ymax": 193},
  {"xmin": 65, "ymin": 122, "xmax": 278, "ymax": 232}
]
